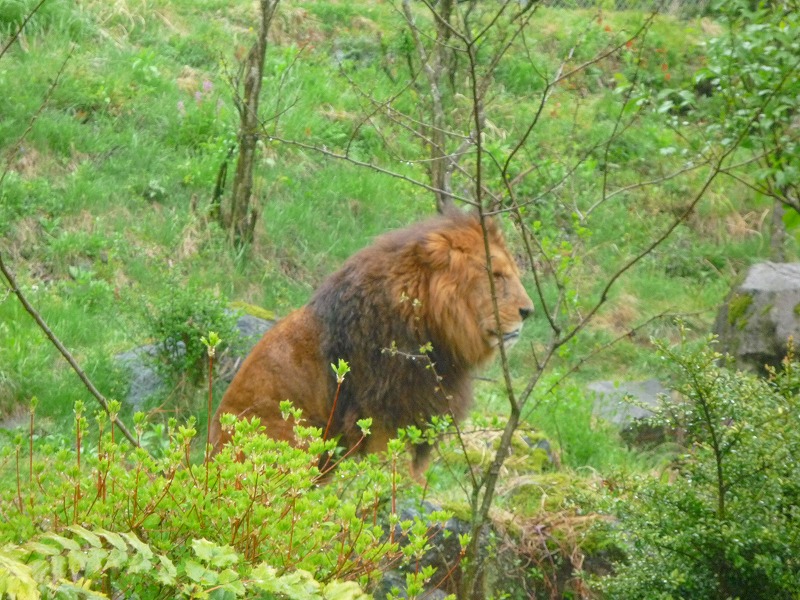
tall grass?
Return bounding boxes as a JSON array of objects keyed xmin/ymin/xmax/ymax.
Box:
[{"xmin": 0, "ymin": 0, "xmax": 775, "ymax": 475}]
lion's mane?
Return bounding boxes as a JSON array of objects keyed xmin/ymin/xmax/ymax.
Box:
[{"xmin": 210, "ymin": 211, "xmax": 533, "ymax": 478}]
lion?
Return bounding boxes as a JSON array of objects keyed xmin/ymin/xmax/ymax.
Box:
[{"xmin": 209, "ymin": 210, "xmax": 534, "ymax": 480}]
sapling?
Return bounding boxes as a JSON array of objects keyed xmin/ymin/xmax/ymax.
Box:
[
  {"xmin": 28, "ymin": 397, "xmax": 36, "ymax": 510},
  {"xmin": 201, "ymin": 330, "xmax": 222, "ymax": 493}
]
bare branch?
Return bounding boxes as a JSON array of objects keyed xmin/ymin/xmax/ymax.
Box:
[
  {"xmin": 503, "ymin": 11, "xmax": 659, "ymax": 179},
  {"xmin": 1, "ymin": 45, "xmax": 74, "ymax": 189},
  {"xmin": 266, "ymin": 133, "xmax": 479, "ymax": 206},
  {"xmin": 555, "ymin": 60, "xmax": 798, "ymax": 353},
  {"xmin": 0, "ymin": 253, "xmax": 139, "ymax": 448},
  {"xmin": 0, "ymin": 0, "xmax": 48, "ymax": 60}
]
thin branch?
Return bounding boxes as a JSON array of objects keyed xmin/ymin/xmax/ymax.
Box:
[
  {"xmin": 503, "ymin": 11, "xmax": 659, "ymax": 177},
  {"xmin": 1, "ymin": 45, "xmax": 74, "ymax": 189},
  {"xmin": 265, "ymin": 133, "xmax": 478, "ymax": 206},
  {"xmin": 525, "ymin": 310, "xmax": 697, "ymax": 421},
  {"xmin": 553, "ymin": 53, "xmax": 800, "ymax": 353},
  {"xmin": 0, "ymin": 253, "xmax": 139, "ymax": 448},
  {"xmin": 584, "ymin": 157, "xmax": 712, "ymax": 217},
  {"xmin": 0, "ymin": 0, "xmax": 48, "ymax": 60}
]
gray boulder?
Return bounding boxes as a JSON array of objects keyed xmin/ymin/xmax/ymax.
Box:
[
  {"xmin": 714, "ymin": 262, "xmax": 800, "ymax": 373},
  {"xmin": 590, "ymin": 379, "xmax": 668, "ymax": 446},
  {"xmin": 115, "ymin": 345, "xmax": 164, "ymax": 411},
  {"xmin": 116, "ymin": 313, "xmax": 274, "ymax": 409}
]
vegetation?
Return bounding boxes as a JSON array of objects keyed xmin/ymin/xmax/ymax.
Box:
[
  {"xmin": 601, "ymin": 332, "xmax": 800, "ymax": 599},
  {"xmin": 0, "ymin": 397, "xmax": 436, "ymax": 598},
  {"xmin": 1, "ymin": 0, "xmax": 798, "ymax": 597}
]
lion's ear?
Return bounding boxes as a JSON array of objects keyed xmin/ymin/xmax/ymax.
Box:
[
  {"xmin": 484, "ymin": 216, "xmax": 501, "ymax": 239},
  {"xmin": 418, "ymin": 231, "xmax": 454, "ymax": 270}
]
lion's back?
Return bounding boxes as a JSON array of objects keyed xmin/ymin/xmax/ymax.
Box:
[{"xmin": 209, "ymin": 307, "xmax": 331, "ymax": 450}]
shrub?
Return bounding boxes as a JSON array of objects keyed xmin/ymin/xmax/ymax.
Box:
[
  {"xmin": 145, "ymin": 285, "xmax": 240, "ymax": 385},
  {"xmin": 0, "ymin": 400, "xmax": 453, "ymax": 598},
  {"xmin": 600, "ymin": 329, "xmax": 800, "ymax": 599}
]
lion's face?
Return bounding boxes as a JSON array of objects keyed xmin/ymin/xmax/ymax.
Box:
[
  {"xmin": 420, "ymin": 219, "xmax": 534, "ymax": 366},
  {"xmin": 477, "ymin": 240, "xmax": 533, "ymax": 353}
]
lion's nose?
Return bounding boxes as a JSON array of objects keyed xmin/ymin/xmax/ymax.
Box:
[{"xmin": 519, "ymin": 307, "xmax": 533, "ymax": 321}]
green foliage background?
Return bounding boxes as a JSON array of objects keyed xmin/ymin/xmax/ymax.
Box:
[{"xmin": 1, "ymin": 0, "xmax": 798, "ymax": 597}]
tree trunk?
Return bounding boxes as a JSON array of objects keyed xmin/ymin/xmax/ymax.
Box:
[
  {"xmin": 221, "ymin": 0, "xmax": 280, "ymax": 247},
  {"xmin": 771, "ymin": 199, "xmax": 785, "ymax": 262},
  {"xmin": 401, "ymin": 0, "xmax": 456, "ymax": 214}
]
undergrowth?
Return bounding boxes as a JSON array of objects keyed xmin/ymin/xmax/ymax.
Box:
[
  {"xmin": 599, "ymin": 332, "xmax": 800, "ymax": 598},
  {"xmin": 0, "ymin": 399, "xmax": 452, "ymax": 599}
]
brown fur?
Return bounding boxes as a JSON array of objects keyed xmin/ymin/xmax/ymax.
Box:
[{"xmin": 209, "ymin": 212, "xmax": 533, "ymax": 479}]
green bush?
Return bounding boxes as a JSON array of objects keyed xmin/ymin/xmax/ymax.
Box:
[
  {"xmin": 145, "ymin": 285, "xmax": 240, "ymax": 385},
  {"xmin": 0, "ymin": 401, "xmax": 451, "ymax": 598},
  {"xmin": 601, "ymin": 330, "xmax": 800, "ymax": 599}
]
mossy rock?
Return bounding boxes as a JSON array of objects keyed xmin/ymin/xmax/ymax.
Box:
[
  {"xmin": 230, "ymin": 301, "xmax": 276, "ymax": 322},
  {"xmin": 727, "ymin": 292, "xmax": 753, "ymax": 329},
  {"xmin": 714, "ymin": 262, "xmax": 800, "ymax": 374},
  {"xmin": 454, "ymin": 426, "xmax": 559, "ymax": 479}
]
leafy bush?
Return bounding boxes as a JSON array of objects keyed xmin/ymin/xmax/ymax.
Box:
[
  {"xmin": 0, "ymin": 401, "xmax": 453, "ymax": 598},
  {"xmin": 601, "ymin": 330, "xmax": 800, "ymax": 599},
  {"xmin": 145, "ymin": 285, "xmax": 240, "ymax": 385},
  {"xmin": 663, "ymin": 0, "xmax": 799, "ymax": 237}
]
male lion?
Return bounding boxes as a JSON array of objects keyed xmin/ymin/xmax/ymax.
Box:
[{"xmin": 210, "ymin": 211, "xmax": 533, "ymax": 480}]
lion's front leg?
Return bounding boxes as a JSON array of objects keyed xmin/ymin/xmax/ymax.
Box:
[{"xmin": 410, "ymin": 443, "xmax": 432, "ymax": 486}]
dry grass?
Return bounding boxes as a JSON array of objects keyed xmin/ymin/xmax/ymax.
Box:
[{"xmin": 592, "ymin": 293, "xmax": 640, "ymax": 335}]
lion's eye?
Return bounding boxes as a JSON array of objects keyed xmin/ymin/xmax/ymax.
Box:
[{"xmin": 493, "ymin": 271, "xmax": 504, "ymax": 279}]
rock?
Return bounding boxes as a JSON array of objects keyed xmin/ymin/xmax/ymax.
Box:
[
  {"xmin": 375, "ymin": 500, "xmax": 489, "ymax": 600},
  {"xmin": 115, "ymin": 313, "xmax": 274, "ymax": 409},
  {"xmin": 115, "ymin": 345, "xmax": 164, "ymax": 411},
  {"xmin": 375, "ymin": 497, "xmax": 613, "ymax": 600},
  {"xmin": 714, "ymin": 262, "xmax": 800, "ymax": 373},
  {"xmin": 590, "ymin": 379, "xmax": 668, "ymax": 446},
  {"xmin": 234, "ymin": 313, "xmax": 273, "ymax": 341}
]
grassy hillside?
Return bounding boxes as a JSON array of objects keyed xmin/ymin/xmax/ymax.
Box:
[
  {"xmin": 0, "ymin": 0, "xmax": 773, "ymax": 462},
  {"xmin": 3, "ymin": 2, "xmax": 797, "ymax": 597}
]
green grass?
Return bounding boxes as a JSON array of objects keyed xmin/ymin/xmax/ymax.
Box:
[{"xmin": 0, "ymin": 0, "xmax": 779, "ymax": 479}]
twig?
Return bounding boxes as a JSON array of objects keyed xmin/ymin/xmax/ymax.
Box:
[
  {"xmin": 0, "ymin": 0, "xmax": 48, "ymax": 60},
  {"xmin": 0, "ymin": 45, "xmax": 74, "ymax": 189},
  {"xmin": 0, "ymin": 252, "xmax": 139, "ymax": 448},
  {"xmin": 266, "ymin": 133, "xmax": 477, "ymax": 206}
]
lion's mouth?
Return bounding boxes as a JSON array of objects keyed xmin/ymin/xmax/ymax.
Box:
[
  {"xmin": 485, "ymin": 326, "xmax": 524, "ymax": 350},
  {"xmin": 500, "ymin": 328, "xmax": 522, "ymax": 348}
]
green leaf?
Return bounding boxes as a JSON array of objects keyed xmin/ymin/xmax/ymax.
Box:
[
  {"xmin": 42, "ymin": 533, "xmax": 81, "ymax": 552},
  {"xmin": 216, "ymin": 569, "xmax": 245, "ymax": 597},
  {"xmin": 53, "ymin": 579, "xmax": 109, "ymax": 599},
  {"xmin": 0, "ymin": 551, "xmax": 39, "ymax": 600},
  {"xmin": 184, "ymin": 559, "xmax": 209, "ymax": 584},
  {"xmin": 321, "ymin": 580, "xmax": 370, "ymax": 600},
  {"xmin": 120, "ymin": 532, "xmax": 153, "ymax": 560},
  {"xmin": 97, "ymin": 530, "xmax": 127, "ymax": 552},
  {"xmin": 28, "ymin": 559, "xmax": 50, "ymax": 583},
  {"xmin": 127, "ymin": 549, "xmax": 153, "ymax": 574},
  {"xmin": 782, "ymin": 207, "xmax": 800, "ymax": 232},
  {"xmin": 104, "ymin": 548, "xmax": 128, "ymax": 570},
  {"xmin": 67, "ymin": 548, "xmax": 87, "ymax": 578},
  {"xmin": 250, "ymin": 564, "xmax": 321, "ymax": 599},
  {"xmin": 50, "ymin": 554, "xmax": 66, "ymax": 581},
  {"xmin": 191, "ymin": 538, "xmax": 239, "ymax": 569},
  {"xmin": 83, "ymin": 548, "xmax": 106, "ymax": 577},
  {"xmin": 23, "ymin": 542, "xmax": 61, "ymax": 557},
  {"xmin": 156, "ymin": 554, "xmax": 178, "ymax": 585},
  {"xmin": 209, "ymin": 589, "xmax": 239, "ymax": 600},
  {"xmin": 66, "ymin": 525, "xmax": 102, "ymax": 549}
]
